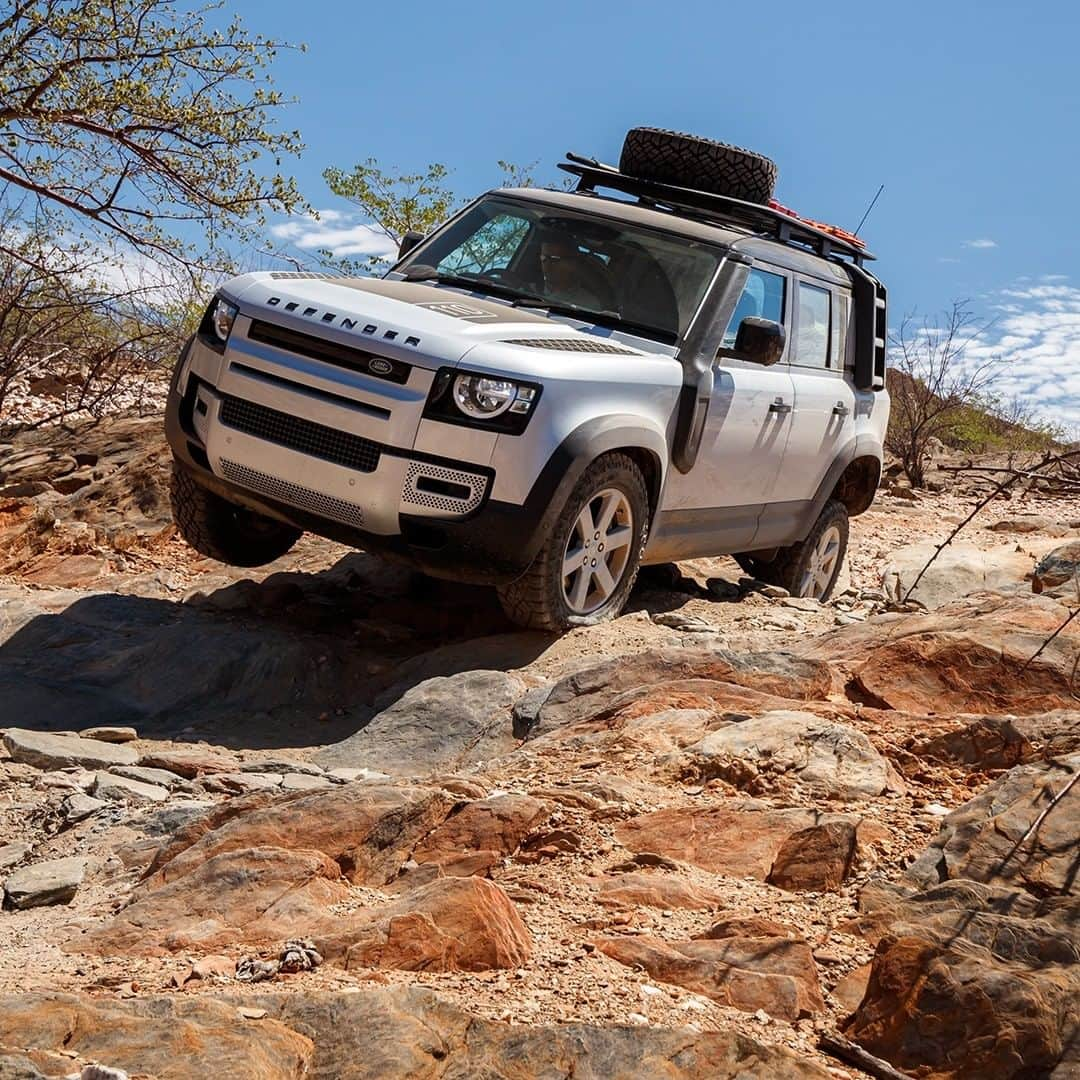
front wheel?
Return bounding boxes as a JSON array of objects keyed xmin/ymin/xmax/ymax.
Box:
[
  {"xmin": 768, "ymin": 499, "xmax": 849, "ymax": 600},
  {"xmin": 497, "ymin": 453, "xmax": 650, "ymax": 631}
]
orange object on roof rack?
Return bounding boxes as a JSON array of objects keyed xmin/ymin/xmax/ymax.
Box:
[{"xmin": 768, "ymin": 200, "xmax": 866, "ymax": 248}]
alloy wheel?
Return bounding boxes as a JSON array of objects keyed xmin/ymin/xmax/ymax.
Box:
[
  {"xmin": 798, "ymin": 523, "xmax": 842, "ymax": 598},
  {"xmin": 561, "ymin": 488, "xmax": 634, "ymax": 615}
]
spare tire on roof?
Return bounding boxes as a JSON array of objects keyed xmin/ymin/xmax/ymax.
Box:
[{"xmin": 619, "ymin": 127, "xmax": 778, "ymax": 205}]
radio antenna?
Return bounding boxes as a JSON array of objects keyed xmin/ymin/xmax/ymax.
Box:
[{"xmin": 853, "ymin": 183, "xmax": 884, "ymax": 237}]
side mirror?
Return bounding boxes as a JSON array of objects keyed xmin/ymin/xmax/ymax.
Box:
[
  {"xmin": 718, "ymin": 318, "xmax": 786, "ymax": 367},
  {"xmin": 398, "ymin": 230, "xmax": 424, "ymax": 259}
]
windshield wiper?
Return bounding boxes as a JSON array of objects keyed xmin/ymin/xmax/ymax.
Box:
[
  {"xmin": 400, "ymin": 265, "xmax": 546, "ymax": 305},
  {"xmin": 512, "ymin": 299, "xmax": 676, "ymax": 344}
]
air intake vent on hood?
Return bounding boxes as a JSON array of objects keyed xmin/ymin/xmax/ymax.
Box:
[{"xmin": 503, "ymin": 338, "xmax": 639, "ymax": 355}]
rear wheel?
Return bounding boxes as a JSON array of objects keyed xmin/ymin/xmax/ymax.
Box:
[
  {"xmin": 169, "ymin": 460, "xmax": 301, "ymax": 567},
  {"xmin": 498, "ymin": 453, "xmax": 649, "ymax": 631},
  {"xmin": 767, "ymin": 499, "xmax": 849, "ymax": 601}
]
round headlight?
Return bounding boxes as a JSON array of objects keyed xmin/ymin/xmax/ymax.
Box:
[
  {"xmin": 211, "ymin": 298, "xmax": 239, "ymax": 343},
  {"xmin": 453, "ymin": 375, "xmax": 516, "ymax": 418}
]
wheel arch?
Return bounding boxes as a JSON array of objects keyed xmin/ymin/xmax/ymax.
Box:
[{"xmin": 831, "ymin": 453, "xmax": 882, "ymax": 517}]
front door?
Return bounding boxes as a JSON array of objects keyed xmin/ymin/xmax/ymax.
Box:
[{"xmin": 649, "ymin": 266, "xmax": 794, "ymax": 561}]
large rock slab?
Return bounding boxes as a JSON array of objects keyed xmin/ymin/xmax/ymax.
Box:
[
  {"xmin": 0, "ymin": 993, "xmax": 312, "ymax": 1079},
  {"xmin": 880, "ymin": 541, "xmax": 1034, "ymax": 608},
  {"xmin": 531, "ymin": 648, "xmax": 832, "ymax": 738},
  {"xmin": 595, "ymin": 872, "xmax": 727, "ymax": 911},
  {"xmin": 683, "ymin": 710, "xmax": 890, "ymax": 800},
  {"xmin": 798, "ymin": 594, "xmax": 1080, "ymax": 715},
  {"xmin": 1034, "ymin": 539, "xmax": 1080, "ymax": 595},
  {"xmin": 237, "ymin": 985, "xmax": 832, "ymax": 1078},
  {"xmin": 314, "ymin": 670, "xmax": 525, "ymax": 775},
  {"xmin": 905, "ymin": 753, "xmax": 1079, "ymax": 896},
  {"xmin": 615, "ymin": 803, "xmax": 884, "ymax": 891},
  {"xmin": 845, "ymin": 932, "xmax": 1078, "ymax": 1080},
  {"xmin": 2, "ymin": 729, "xmax": 137, "ymax": 771},
  {"xmin": 596, "ymin": 928, "xmax": 825, "ymax": 1021},
  {"xmin": 145, "ymin": 782, "xmax": 451, "ymax": 888},
  {"xmin": 75, "ymin": 846, "xmax": 347, "ymax": 955},
  {"xmin": 3, "ymin": 857, "xmax": 86, "ymax": 910}
]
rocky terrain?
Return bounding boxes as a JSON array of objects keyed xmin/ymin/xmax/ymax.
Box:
[{"xmin": 0, "ymin": 413, "xmax": 1077, "ymax": 1079}]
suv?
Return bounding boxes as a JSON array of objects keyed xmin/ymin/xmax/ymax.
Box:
[{"xmin": 166, "ymin": 129, "xmax": 889, "ymax": 630}]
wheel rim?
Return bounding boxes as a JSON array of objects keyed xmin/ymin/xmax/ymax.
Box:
[
  {"xmin": 561, "ymin": 488, "xmax": 634, "ymax": 616},
  {"xmin": 799, "ymin": 524, "xmax": 842, "ymax": 598}
]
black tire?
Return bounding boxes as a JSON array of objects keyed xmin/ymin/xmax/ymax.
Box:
[
  {"xmin": 733, "ymin": 553, "xmax": 764, "ymax": 578},
  {"xmin": 767, "ymin": 499, "xmax": 849, "ymax": 601},
  {"xmin": 169, "ymin": 459, "xmax": 301, "ymax": 567},
  {"xmin": 619, "ymin": 127, "xmax": 778, "ymax": 205},
  {"xmin": 497, "ymin": 453, "xmax": 650, "ymax": 632}
]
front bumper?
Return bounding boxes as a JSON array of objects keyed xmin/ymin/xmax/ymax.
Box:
[{"xmin": 165, "ymin": 342, "xmax": 553, "ymax": 586}]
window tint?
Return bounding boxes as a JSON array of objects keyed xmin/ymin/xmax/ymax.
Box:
[
  {"xmin": 722, "ymin": 268, "xmax": 785, "ymax": 348},
  {"xmin": 795, "ymin": 282, "xmax": 831, "ymax": 368}
]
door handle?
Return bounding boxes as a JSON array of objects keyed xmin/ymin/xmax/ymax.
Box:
[
  {"xmin": 832, "ymin": 402, "xmax": 850, "ymax": 417},
  {"xmin": 769, "ymin": 398, "xmax": 792, "ymax": 415}
]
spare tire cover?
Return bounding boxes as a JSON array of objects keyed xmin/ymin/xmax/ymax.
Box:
[{"xmin": 619, "ymin": 127, "xmax": 777, "ymax": 205}]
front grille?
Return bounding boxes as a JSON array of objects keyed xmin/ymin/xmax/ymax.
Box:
[
  {"xmin": 402, "ymin": 461, "xmax": 488, "ymax": 515},
  {"xmin": 220, "ymin": 459, "xmax": 364, "ymax": 528},
  {"xmin": 503, "ymin": 338, "xmax": 639, "ymax": 355},
  {"xmin": 247, "ymin": 319, "xmax": 411, "ymax": 384},
  {"xmin": 218, "ymin": 395, "xmax": 380, "ymax": 473}
]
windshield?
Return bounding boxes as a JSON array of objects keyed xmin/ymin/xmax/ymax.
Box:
[{"xmin": 395, "ymin": 195, "xmax": 724, "ymax": 344}]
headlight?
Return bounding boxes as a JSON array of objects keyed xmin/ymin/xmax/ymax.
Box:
[
  {"xmin": 453, "ymin": 375, "xmax": 517, "ymax": 418},
  {"xmin": 211, "ymin": 298, "xmax": 238, "ymax": 343},
  {"xmin": 423, "ymin": 368, "xmax": 541, "ymax": 434}
]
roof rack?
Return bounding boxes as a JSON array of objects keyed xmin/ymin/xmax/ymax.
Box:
[{"xmin": 557, "ymin": 154, "xmax": 875, "ymax": 266}]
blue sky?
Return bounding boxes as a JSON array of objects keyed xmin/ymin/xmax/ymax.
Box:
[{"xmin": 249, "ymin": 0, "xmax": 1080, "ymax": 428}]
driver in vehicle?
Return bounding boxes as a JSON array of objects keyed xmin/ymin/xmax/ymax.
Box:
[{"xmin": 538, "ymin": 234, "xmax": 617, "ymax": 313}]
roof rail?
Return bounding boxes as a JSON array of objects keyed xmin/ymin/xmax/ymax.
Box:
[{"xmin": 558, "ymin": 155, "xmax": 876, "ymax": 265}]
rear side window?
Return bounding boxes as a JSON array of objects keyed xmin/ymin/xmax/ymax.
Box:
[
  {"xmin": 794, "ymin": 282, "xmax": 831, "ymax": 368},
  {"xmin": 722, "ymin": 267, "xmax": 786, "ymax": 347}
]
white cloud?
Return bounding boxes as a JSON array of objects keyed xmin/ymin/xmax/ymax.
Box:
[
  {"xmin": 946, "ymin": 278, "xmax": 1080, "ymax": 434},
  {"xmin": 268, "ymin": 210, "xmax": 397, "ymax": 260},
  {"xmin": 962, "ymin": 238, "xmax": 998, "ymax": 249}
]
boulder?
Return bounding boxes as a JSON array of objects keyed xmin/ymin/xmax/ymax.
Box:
[
  {"xmin": 0, "ymin": 843, "xmax": 30, "ymax": 871},
  {"xmin": 798, "ymin": 595, "xmax": 1080, "ymax": 715},
  {"xmin": 314, "ymin": 876, "xmax": 532, "ymax": 971},
  {"xmin": 239, "ymin": 985, "xmax": 831, "ymax": 1078},
  {"xmin": 595, "ymin": 930, "xmax": 825, "ymax": 1021},
  {"xmin": 314, "ymin": 670, "xmax": 525, "ymax": 775},
  {"xmin": 145, "ymin": 783, "xmax": 451, "ymax": 889},
  {"xmin": 0, "ymin": 994, "xmax": 312, "ymax": 1079},
  {"xmin": 1034, "ymin": 540, "xmax": 1080, "ymax": 595},
  {"xmin": 880, "ymin": 541, "xmax": 1034, "ymax": 609},
  {"xmin": 78, "ymin": 726, "xmax": 137, "ymax": 744},
  {"xmin": 92, "ymin": 772, "xmax": 169, "ymax": 805},
  {"xmin": 2, "ymin": 730, "xmax": 137, "ymax": 771},
  {"xmin": 137, "ymin": 747, "xmax": 237, "ymax": 778},
  {"xmin": 595, "ymin": 872, "xmax": 727, "ymax": 911},
  {"xmin": 615, "ymin": 803, "xmax": 883, "ymax": 891},
  {"xmin": 531, "ymin": 649, "xmax": 832, "ymax": 737},
  {"xmin": 3, "ymin": 857, "xmax": 86, "ymax": 909},
  {"xmin": 75, "ymin": 847, "xmax": 347, "ymax": 955},
  {"xmin": 683, "ymin": 711, "xmax": 890, "ymax": 800},
  {"xmin": 987, "ymin": 514, "xmax": 1069, "ymax": 535},
  {"xmin": 63, "ymin": 792, "xmax": 108, "ymax": 823},
  {"xmin": 845, "ymin": 933, "xmax": 1077, "ymax": 1079},
  {"xmin": 904, "ymin": 753, "xmax": 1079, "ymax": 897}
]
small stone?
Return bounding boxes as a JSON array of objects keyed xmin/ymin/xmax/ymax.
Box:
[
  {"xmin": 759, "ymin": 584, "xmax": 790, "ymax": 598},
  {"xmin": 280, "ymin": 772, "xmax": 333, "ymax": 791},
  {"xmin": 79, "ymin": 727, "xmax": 138, "ymax": 744},
  {"xmin": 191, "ymin": 955, "xmax": 236, "ymax": 981},
  {"xmin": 64, "ymin": 792, "xmax": 109, "ymax": 823},
  {"xmin": 705, "ymin": 578, "xmax": 741, "ymax": 600},
  {"xmin": 924, "ymin": 802, "xmax": 952, "ymax": 816},
  {"xmin": 240, "ymin": 758, "xmax": 324, "ymax": 776},
  {"xmin": 93, "ymin": 772, "xmax": 169, "ymax": 805},
  {"xmin": 0, "ymin": 842, "xmax": 31, "ymax": 870},
  {"xmin": 781, "ymin": 597, "xmax": 821, "ymax": 612},
  {"xmin": 326, "ymin": 766, "xmax": 389, "ymax": 783},
  {"xmin": 237, "ymin": 1006, "xmax": 267, "ymax": 1020},
  {"xmin": 110, "ymin": 765, "xmax": 185, "ymax": 789},
  {"xmin": 4, "ymin": 856, "xmax": 86, "ymax": 909},
  {"xmin": 79, "ymin": 1067, "xmax": 130, "ymax": 1080}
]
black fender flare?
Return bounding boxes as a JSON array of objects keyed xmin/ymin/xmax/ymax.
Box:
[{"xmin": 795, "ymin": 435, "xmax": 883, "ymax": 540}]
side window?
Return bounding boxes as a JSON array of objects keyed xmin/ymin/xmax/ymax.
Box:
[
  {"xmin": 437, "ymin": 213, "xmax": 530, "ymax": 276},
  {"xmin": 721, "ymin": 267, "xmax": 786, "ymax": 348},
  {"xmin": 794, "ymin": 282, "xmax": 831, "ymax": 368},
  {"xmin": 835, "ymin": 293, "xmax": 851, "ymax": 370}
]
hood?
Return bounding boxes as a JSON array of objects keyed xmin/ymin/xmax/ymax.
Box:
[{"xmin": 222, "ymin": 271, "xmax": 652, "ymax": 371}]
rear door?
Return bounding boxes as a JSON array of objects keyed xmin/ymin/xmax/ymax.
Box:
[
  {"xmin": 651, "ymin": 266, "xmax": 795, "ymax": 558},
  {"xmin": 760, "ymin": 277, "xmax": 855, "ymax": 538}
]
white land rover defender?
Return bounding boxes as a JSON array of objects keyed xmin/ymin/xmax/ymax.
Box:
[{"xmin": 166, "ymin": 129, "xmax": 890, "ymax": 630}]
